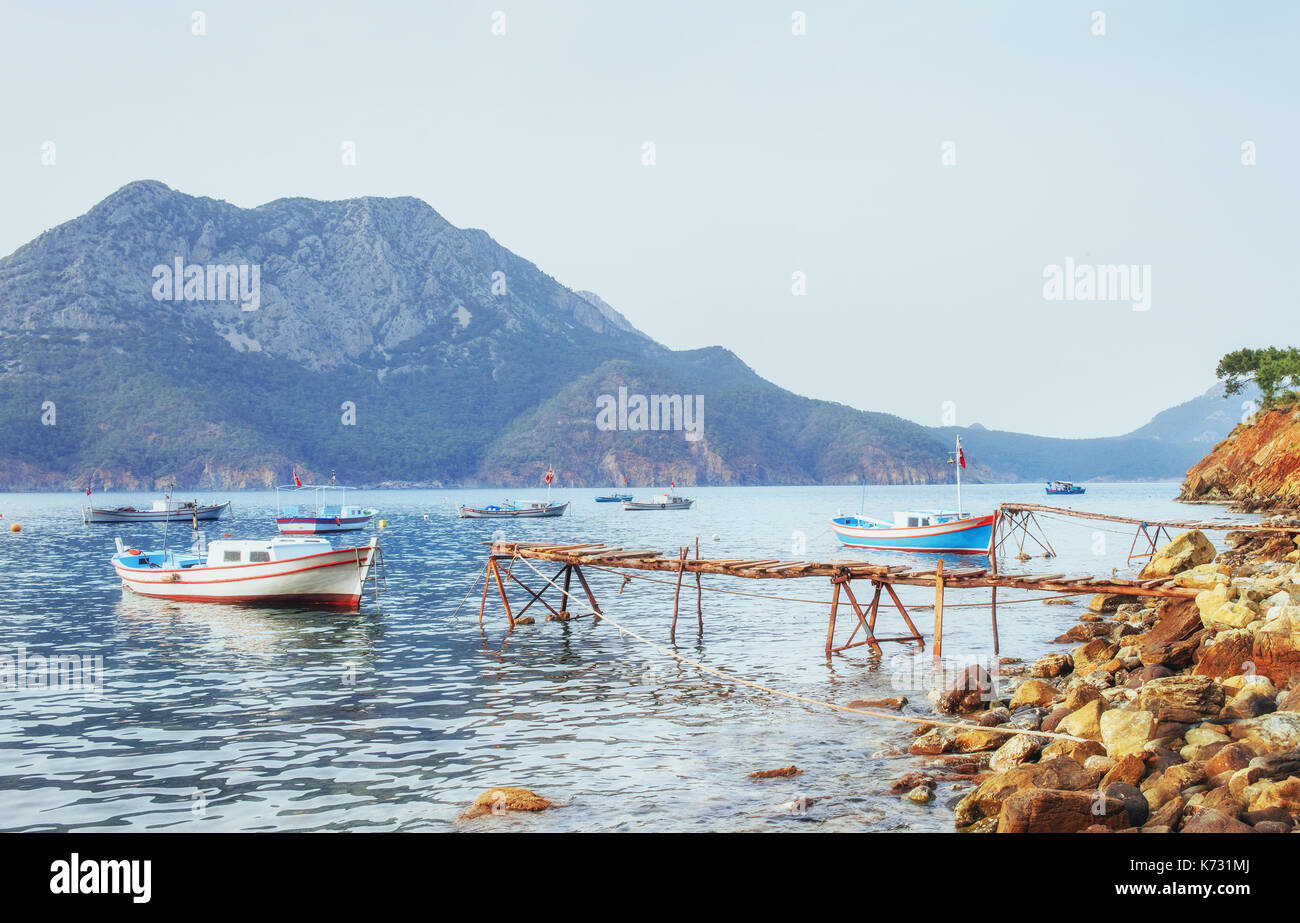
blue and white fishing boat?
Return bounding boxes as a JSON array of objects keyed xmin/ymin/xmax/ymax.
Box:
[
  {"xmin": 1045, "ymin": 480, "xmax": 1085, "ymax": 495},
  {"xmin": 275, "ymin": 482, "xmax": 377, "ymax": 534},
  {"xmin": 830, "ymin": 436, "xmax": 995, "ymax": 555},
  {"xmin": 595, "ymin": 494, "xmax": 633, "ymax": 503}
]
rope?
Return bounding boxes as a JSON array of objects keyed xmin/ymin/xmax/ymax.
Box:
[
  {"xmin": 450, "ymin": 559, "xmax": 492, "ymax": 622},
  {"xmin": 584, "ymin": 563, "xmax": 1086, "ymax": 609},
  {"xmin": 510, "ymin": 555, "xmax": 1089, "ymax": 744}
]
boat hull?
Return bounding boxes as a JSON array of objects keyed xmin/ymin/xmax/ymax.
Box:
[
  {"xmin": 84, "ymin": 501, "xmax": 232, "ymax": 524},
  {"xmin": 621, "ymin": 500, "xmax": 694, "ymax": 510},
  {"xmin": 594, "ymin": 495, "xmax": 633, "ymax": 503},
  {"xmin": 1045, "ymin": 488, "xmax": 1085, "ymax": 495},
  {"xmin": 458, "ymin": 502, "xmax": 568, "ymax": 519},
  {"xmin": 113, "ymin": 543, "xmax": 378, "ymax": 609},
  {"xmin": 276, "ymin": 514, "xmax": 375, "ymax": 534},
  {"xmin": 831, "ymin": 513, "xmax": 996, "ymax": 555}
]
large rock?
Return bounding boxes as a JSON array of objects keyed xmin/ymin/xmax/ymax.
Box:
[
  {"xmin": 951, "ymin": 728, "xmax": 1008, "ymax": 753},
  {"xmin": 996, "ymin": 789, "xmax": 1129, "ymax": 833},
  {"xmin": 1137, "ymin": 675, "xmax": 1226, "ymax": 724},
  {"xmin": 1242, "ymin": 712, "xmax": 1300, "ymax": 753},
  {"xmin": 1251, "ymin": 630, "xmax": 1300, "ymax": 687},
  {"xmin": 989, "ymin": 733, "xmax": 1047, "ymax": 773},
  {"xmin": 1195, "ymin": 585, "xmax": 1258, "ymax": 632},
  {"xmin": 1205, "ymin": 742, "xmax": 1256, "ymax": 778},
  {"xmin": 1058, "ymin": 699, "xmax": 1105, "ymax": 740},
  {"xmin": 1100, "ymin": 753, "xmax": 1148, "ymax": 788},
  {"xmin": 1180, "ymin": 808, "xmax": 1253, "ymax": 833},
  {"xmin": 1072, "ymin": 638, "xmax": 1120, "ymax": 676},
  {"xmin": 460, "ymin": 786, "xmax": 553, "ymax": 819},
  {"xmin": 1172, "ymin": 563, "xmax": 1232, "ymax": 590},
  {"xmin": 936, "ymin": 664, "xmax": 995, "ymax": 714},
  {"xmin": 1193, "ymin": 629, "xmax": 1255, "ymax": 679},
  {"xmin": 1246, "ymin": 776, "xmax": 1300, "ymax": 813},
  {"xmin": 953, "ymin": 757, "xmax": 1095, "ymax": 826},
  {"xmin": 1140, "ymin": 530, "xmax": 1216, "ymax": 579},
  {"xmin": 1100, "ymin": 709, "xmax": 1157, "ymax": 757},
  {"xmin": 1137, "ymin": 598, "xmax": 1206, "ymax": 669},
  {"xmin": 1030, "ymin": 653, "xmax": 1073, "ymax": 678},
  {"xmin": 1009, "ymin": 679, "xmax": 1060, "ymax": 710}
]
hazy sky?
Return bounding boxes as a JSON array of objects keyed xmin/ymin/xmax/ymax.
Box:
[{"xmin": 3, "ymin": 1, "xmax": 1295, "ymax": 437}]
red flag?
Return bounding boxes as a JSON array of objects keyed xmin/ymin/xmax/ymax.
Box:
[
  {"xmin": 293, "ymin": 470, "xmax": 302, "ymax": 487},
  {"xmin": 958, "ymin": 448, "xmax": 966, "ymax": 469},
  {"xmin": 85, "ymin": 486, "xmax": 92, "ymax": 497},
  {"xmin": 671, "ymin": 479, "xmax": 676, "ymax": 489},
  {"xmin": 544, "ymin": 467, "xmax": 554, "ymax": 484}
]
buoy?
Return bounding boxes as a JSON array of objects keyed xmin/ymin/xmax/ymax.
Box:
[
  {"xmin": 711, "ymin": 533, "xmax": 720, "ymax": 542},
  {"xmin": 126, "ymin": 548, "xmax": 140, "ymax": 555},
  {"xmin": 10, "ymin": 523, "xmax": 21, "ymax": 532},
  {"xmin": 378, "ymin": 520, "xmax": 387, "ymax": 529}
]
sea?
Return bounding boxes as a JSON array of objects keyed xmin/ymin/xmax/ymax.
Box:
[{"xmin": 0, "ymin": 483, "xmax": 1255, "ymax": 831}]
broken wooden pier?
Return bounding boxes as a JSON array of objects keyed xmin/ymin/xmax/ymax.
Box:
[{"xmin": 478, "ymin": 539, "xmax": 1199, "ymax": 659}]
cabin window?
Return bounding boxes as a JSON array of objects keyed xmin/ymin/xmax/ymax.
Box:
[
  {"xmin": 920, "ymin": 518, "xmax": 930, "ymax": 527},
  {"xmin": 222, "ymin": 551, "xmax": 242, "ymax": 563},
  {"xmin": 249, "ymin": 551, "xmax": 270, "ymax": 563},
  {"xmin": 907, "ymin": 517, "xmax": 919, "ymax": 527}
]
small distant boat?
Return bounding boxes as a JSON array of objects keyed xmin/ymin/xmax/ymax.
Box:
[
  {"xmin": 83, "ymin": 498, "xmax": 232, "ymax": 524},
  {"xmin": 276, "ymin": 484, "xmax": 377, "ymax": 534},
  {"xmin": 831, "ymin": 435, "xmax": 993, "ymax": 554},
  {"xmin": 622, "ymin": 493, "xmax": 694, "ymax": 511},
  {"xmin": 112, "ymin": 535, "xmax": 380, "ymax": 609},
  {"xmin": 1045, "ymin": 480, "xmax": 1085, "ymax": 495},
  {"xmin": 595, "ymin": 494, "xmax": 633, "ymax": 503},
  {"xmin": 458, "ymin": 500, "xmax": 569, "ymax": 519}
]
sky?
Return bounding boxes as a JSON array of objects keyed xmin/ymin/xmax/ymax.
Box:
[{"xmin": 2, "ymin": 1, "xmax": 1296, "ymax": 438}]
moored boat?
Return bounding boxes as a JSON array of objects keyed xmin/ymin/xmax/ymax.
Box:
[
  {"xmin": 276, "ymin": 484, "xmax": 377, "ymax": 534},
  {"xmin": 622, "ymin": 493, "xmax": 694, "ymax": 511},
  {"xmin": 458, "ymin": 500, "xmax": 569, "ymax": 518},
  {"xmin": 1045, "ymin": 480, "xmax": 1086, "ymax": 495},
  {"xmin": 83, "ymin": 498, "xmax": 232, "ymax": 524},
  {"xmin": 595, "ymin": 494, "xmax": 633, "ymax": 503},
  {"xmin": 830, "ymin": 509, "xmax": 996, "ymax": 554},
  {"xmin": 111, "ymin": 535, "xmax": 380, "ymax": 609},
  {"xmin": 831, "ymin": 435, "xmax": 993, "ymax": 554}
]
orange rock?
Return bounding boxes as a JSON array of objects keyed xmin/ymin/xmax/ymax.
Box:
[
  {"xmin": 748, "ymin": 765, "xmax": 802, "ymax": 779},
  {"xmin": 460, "ymin": 786, "xmax": 553, "ymax": 819}
]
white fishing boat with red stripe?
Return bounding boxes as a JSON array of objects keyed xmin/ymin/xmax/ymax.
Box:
[{"xmin": 111, "ymin": 535, "xmax": 381, "ymax": 609}]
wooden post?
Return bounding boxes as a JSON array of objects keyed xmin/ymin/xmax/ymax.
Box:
[
  {"xmin": 491, "ymin": 557, "xmax": 514, "ymax": 629},
  {"xmin": 478, "ymin": 558, "xmax": 492, "ymax": 625},
  {"xmin": 671, "ymin": 547, "xmax": 687, "ymax": 643},
  {"xmin": 933, "ymin": 559, "xmax": 945, "ymax": 659},
  {"xmin": 558, "ymin": 564, "xmax": 573, "ymax": 619},
  {"xmin": 695, "ymin": 537, "xmax": 703, "ymax": 636},
  {"xmin": 572, "ymin": 564, "xmax": 602, "ymax": 622},
  {"xmin": 825, "ymin": 580, "xmax": 842, "ymax": 655},
  {"xmin": 990, "ymin": 584, "xmax": 1000, "ymax": 656}
]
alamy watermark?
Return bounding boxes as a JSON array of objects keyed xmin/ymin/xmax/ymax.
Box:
[
  {"xmin": 1042, "ymin": 257, "xmax": 1150, "ymax": 312},
  {"xmin": 1, "ymin": 645, "xmax": 104, "ymax": 697},
  {"xmin": 596, "ymin": 386, "xmax": 703, "ymax": 441},
  {"xmin": 151, "ymin": 257, "xmax": 261, "ymax": 311}
]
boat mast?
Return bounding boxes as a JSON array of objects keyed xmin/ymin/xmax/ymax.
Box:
[{"xmin": 955, "ymin": 435, "xmax": 963, "ymax": 515}]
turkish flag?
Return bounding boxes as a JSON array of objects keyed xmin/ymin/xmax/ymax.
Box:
[
  {"xmin": 958, "ymin": 448, "xmax": 966, "ymax": 469},
  {"xmin": 293, "ymin": 470, "xmax": 302, "ymax": 487},
  {"xmin": 85, "ymin": 486, "xmax": 91, "ymax": 496}
]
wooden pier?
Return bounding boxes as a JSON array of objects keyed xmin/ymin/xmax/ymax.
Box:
[
  {"xmin": 478, "ymin": 539, "xmax": 1199, "ymax": 658},
  {"xmin": 994, "ymin": 503, "xmax": 1300, "ymax": 565}
]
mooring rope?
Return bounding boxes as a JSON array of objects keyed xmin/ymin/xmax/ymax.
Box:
[
  {"xmin": 510, "ymin": 555, "xmax": 1089, "ymax": 744},
  {"xmin": 450, "ymin": 559, "xmax": 492, "ymax": 622},
  {"xmin": 585, "ymin": 562, "xmax": 1086, "ymax": 609}
]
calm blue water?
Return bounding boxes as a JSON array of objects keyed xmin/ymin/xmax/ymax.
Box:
[{"xmin": 0, "ymin": 483, "xmax": 1253, "ymax": 831}]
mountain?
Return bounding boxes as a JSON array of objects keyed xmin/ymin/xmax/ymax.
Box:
[
  {"xmin": 0, "ymin": 181, "xmax": 959, "ymax": 489},
  {"xmin": 928, "ymin": 384, "xmax": 1258, "ymax": 483}
]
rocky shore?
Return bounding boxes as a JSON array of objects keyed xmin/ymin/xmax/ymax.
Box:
[
  {"xmin": 1180, "ymin": 403, "xmax": 1300, "ymax": 512},
  {"xmin": 903, "ymin": 525, "xmax": 1300, "ymax": 833}
]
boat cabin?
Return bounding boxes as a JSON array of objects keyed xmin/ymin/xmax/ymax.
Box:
[{"xmin": 893, "ymin": 509, "xmax": 972, "ymax": 528}]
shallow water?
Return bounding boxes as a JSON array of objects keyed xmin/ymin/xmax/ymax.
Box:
[{"xmin": 0, "ymin": 483, "xmax": 1253, "ymax": 831}]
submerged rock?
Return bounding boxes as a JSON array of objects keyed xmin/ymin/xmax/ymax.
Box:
[
  {"xmin": 461, "ymin": 786, "xmax": 554, "ymax": 819},
  {"xmin": 749, "ymin": 765, "xmax": 802, "ymax": 779}
]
